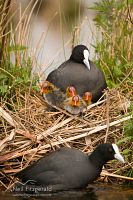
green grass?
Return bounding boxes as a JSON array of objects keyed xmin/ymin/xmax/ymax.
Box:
[
  {"xmin": 91, "ymin": 0, "xmax": 133, "ymax": 180},
  {"xmin": 0, "ymin": 0, "xmax": 38, "ymax": 101},
  {"xmin": 92, "ymin": 0, "xmax": 133, "ymax": 88}
]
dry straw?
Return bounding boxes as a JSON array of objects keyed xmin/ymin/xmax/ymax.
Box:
[{"xmin": 0, "ymin": 88, "xmax": 133, "ymax": 190}]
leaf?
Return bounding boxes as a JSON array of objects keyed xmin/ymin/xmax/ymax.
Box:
[
  {"xmin": 0, "ymin": 74, "xmax": 7, "ymax": 80},
  {"xmin": 8, "ymin": 45, "xmax": 27, "ymax": 52},
  {"xmin": 122, "ymin": 149, "xmax": 132, "ymax": 156},
  {"xmin": 128, "ymin": 0, "xmax": 133, "ymax": 3},
  {"xmin": 113, "ymin": 66, "xmax": 123, "ymax": 77},
  {"xmin": 117, "ymin": 136, "xmax": 133, "ymax": 145},
  {"xmin": 32, "ymin": 85, "xmax": 40, "ymax": 92},
  {"xmin": 106, "ymin": 80, "xmax": 117, "ymax": 88},
  {"xmin": 124, "ymin": 118, "xmax": 133, "ymax": 138},
  {"xmin": 0, "ymin": 85, "xmax": 8, "ymax": 95}
]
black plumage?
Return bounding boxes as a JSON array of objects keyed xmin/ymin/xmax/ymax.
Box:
[
  {"xmin": 46, "ymin": 45, "xmax": 107, "ymax": 103},
  {"xmin": 16, "ymin": 143, "xmax": 124, "ymax": 192}
]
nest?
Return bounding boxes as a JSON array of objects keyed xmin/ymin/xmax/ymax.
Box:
[{"xmin": 0, "ymin": 88, "xmax": 133, "ymax": 190}]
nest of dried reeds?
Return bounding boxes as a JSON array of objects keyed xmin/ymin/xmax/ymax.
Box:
[{"xmin": 0, "ymin": 88, "xmax": 133, "ymax": 191}]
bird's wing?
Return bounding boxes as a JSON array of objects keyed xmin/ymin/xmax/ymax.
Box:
[{"xmin": 16, "ymin": 148, "xmax": 71, "ymax": 179}]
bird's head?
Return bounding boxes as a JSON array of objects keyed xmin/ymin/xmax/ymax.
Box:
[
  {"xmin": 66, "ymin": 86, "xmax": 77, "ymax": 97},
  {"xmin": 40, "ymin": 81, "xmax": 55, "ymax": 94},
  {"xmin": 70, "ymin": 95, "xmax": 81, "ymax": 107},
  {"xmin": 70, "ymin": 45, "xmax": 90, "ymax": 70},
  {"xmin": 91, "ymin": 143, "xmax": 125, "ymax": 166},
  {"xmin": 82, "ymin": 92, "xmax": 92, "ymax": 105}
]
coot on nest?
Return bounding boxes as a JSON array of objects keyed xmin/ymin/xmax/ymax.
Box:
[{"xmin": 46, "ymin": 45, "xmax": 107, "ymax": 103}]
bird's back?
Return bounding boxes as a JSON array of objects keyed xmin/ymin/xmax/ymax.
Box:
[
  {"xmin": 47, "ymin": 60, "xmax": 107, "ymax": 102},
  {"xmin": 16, "ymin": 148, "xmax": 90, "ymax": 187},
  {"xmin": 17, "ymin": 148, "xmax": 86, "ymax": 179}
]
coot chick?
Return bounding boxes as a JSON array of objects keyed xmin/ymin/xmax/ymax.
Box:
[
  {"xmin": 82, "ymin": 92, "xmax": 92, "ymax": 106},
  {"xmin": 63, "ymin": 95, "xmax": 86, "ymax": 115},
  {"xmin": 46, "ymin": 45, "xmax": 107, "ymax": 103},
  {"xmin": 40, "ymin": 82, "xmax": 83, "ymax": 114},
  {"xmin": 66, "ymin": 86, "xmax": 77, "ymax": 97},
  {"xmin": 16, "ymin": 143, "xmax": 124, "ymax": 192},
  {"xmin": 40, "ymin": 80, "xmax": 65, "ymax": 107}
]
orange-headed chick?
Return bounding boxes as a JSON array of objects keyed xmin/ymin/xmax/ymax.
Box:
[
  {"xmin": 40, "ymin": 81, "xmax": 54, "ymax": 94},
  {"xmin": 40, "ymin": 81, "xmax": 65, "ymax": 107},
  {"xmin": 66, "ymin": 86, "xmax": 77, "ymax": 97},
  {"xmin": 82, "ymin": 92, "xmax": 92, "ymax": 106},
  {"xmin": 63, "ymin": 95, "xmax": 86, "ymax": 115}
]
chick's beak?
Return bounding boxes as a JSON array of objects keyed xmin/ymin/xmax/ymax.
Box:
[
  {"xmin": 40, "ymin": 87, "xmax": 48, "ymax": 94},
  {"xmin": 85, "ymin": 96, "xmax": 92, "ymax": 102},
  {"xmin": 73, "ymin": 100, "xmax": 78, "ymax": 106},
  {"xmin": 40, "ymin": 88, "xmax": 44, "ymax": 94},
  {"xmin": 71, "ymin": 90, "xmax": 76, "ymax": 97}
]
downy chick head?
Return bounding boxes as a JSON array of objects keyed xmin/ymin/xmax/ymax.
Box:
[
  {"xmin": 40, "ymin": 81, "xmax": 56, "ymax": 95},
  {"xmin": 64, "ymin": 95, "xmax": 85, "ymax": 115},
  {"xmin": 66, "ymin": 86, "xmax": 77, "ymax": 97},
  {"xmin": 82, "ymin": 92, "xmax": 92, "ymax": 106}
]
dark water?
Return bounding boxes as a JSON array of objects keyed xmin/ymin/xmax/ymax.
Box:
[{"xmin": 0, "ymin": 184, "xmax": 133, "ymax": 200}]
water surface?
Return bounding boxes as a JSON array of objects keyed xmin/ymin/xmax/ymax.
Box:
[{"xmin": 1, "ymin": 183, "xmax": 133, "ymax": 200}]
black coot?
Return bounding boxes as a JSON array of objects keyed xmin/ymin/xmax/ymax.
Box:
[
  {"xmin": 16, "ymin": 143, "xmax": 124, "ymax": 192},
  {"xmin": 46, "ymin": 45, "xmax": 107, "ymax": 103}
]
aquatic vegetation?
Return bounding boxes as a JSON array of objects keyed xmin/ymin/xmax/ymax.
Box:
[{"xmin": 92, "ymin": 0, "xmax": 133, "ymax": 88}]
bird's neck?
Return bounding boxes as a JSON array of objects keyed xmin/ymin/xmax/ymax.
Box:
[{"xmin": 89, "ymin": 151, "xmax": 106, "ymax": 169}]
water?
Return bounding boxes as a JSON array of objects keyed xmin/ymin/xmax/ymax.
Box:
[{"xmin": 1, "ymin": 184, "xmax": 133, "ymax": 200}]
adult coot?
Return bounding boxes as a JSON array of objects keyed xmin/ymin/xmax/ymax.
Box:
[
  {"xmin": 46, "ymin": 45, "xmax": 107, "ymax": 103},
  {"xmin": 16, "ymin": 143, "xmax": 124, "ymax": 192}
]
